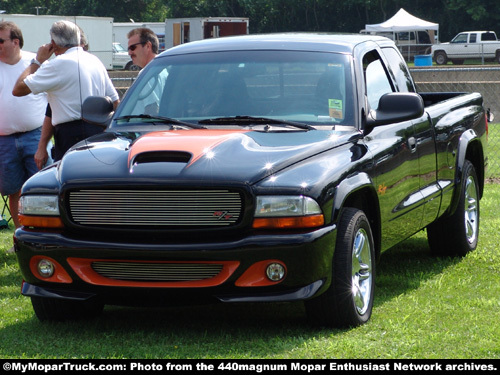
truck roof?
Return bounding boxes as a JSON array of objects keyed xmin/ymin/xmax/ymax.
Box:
[{"xmin": 160, "ymin": 32, "xmax": 394, "ymax": 56}]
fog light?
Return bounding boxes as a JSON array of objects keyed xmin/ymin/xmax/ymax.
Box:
[
  {"xmin": 37, "ymin": 259, "xmax": 55, "ymax": 278},
  {"xmin": 266, "ymin": 263, "xmax": 286, "ymax": 281}
]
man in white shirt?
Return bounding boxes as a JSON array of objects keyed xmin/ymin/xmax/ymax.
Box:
[
  {"xmin": 13, "ymin": 20, "xmax": 120, "ymax": 161},
  {"xmin": 0, "ymin": 21, "xmax": 48, "ymax": 228}
]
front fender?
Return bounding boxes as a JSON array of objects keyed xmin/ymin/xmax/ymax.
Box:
[
  {"xmin": 332, "ymin": 172, "xmax": 377, "ymax": 222},
  {"xmin": 331, "ymin": 172, "xmax": 381, "ymax": 258}
]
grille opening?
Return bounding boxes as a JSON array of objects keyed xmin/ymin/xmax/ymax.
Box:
[
  {"xmin": 91, "ymin": 261, "xmax": 224, "ymax": 282},
  {"xmin": 68, "ymin": 189, "xmax": 243, "ymax": 228}
]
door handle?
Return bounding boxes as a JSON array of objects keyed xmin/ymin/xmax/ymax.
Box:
[{"xmin": 408, "ymin": 137, "xmax": 417, "ymax": 153}]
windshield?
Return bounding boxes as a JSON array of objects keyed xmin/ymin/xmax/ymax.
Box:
[
  {"xmin": 113, "ymin": 50, "xmax": 354, "ymax": 128},
  {"xmin": 113, "ymin": 43, "xmax": 127, "ymax": 53}
]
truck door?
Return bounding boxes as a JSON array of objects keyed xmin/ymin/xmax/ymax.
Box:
[
  {"xmin": 448, "ymin": 33, "xmax": 480, "ymax": 59},
  {"xmin": 381, "ymin": 47, "xmax": 441, "ymax": 228},
  {"xmin": 362, "ymin": 50, "xmax": 425, "ymax": 251}
]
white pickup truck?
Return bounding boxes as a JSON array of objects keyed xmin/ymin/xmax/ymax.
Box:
[{"xmin": 432, "ymin": 31, "xmax": 500, "ymax": 64}]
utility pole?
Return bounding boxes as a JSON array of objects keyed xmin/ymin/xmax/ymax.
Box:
[{"xmin": 34, "ymin": 6, "xmax": 46, "ymax": 15}]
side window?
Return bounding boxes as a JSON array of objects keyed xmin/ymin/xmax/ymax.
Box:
[
  {"xmin": 382, "ymin": 47, "xmax": 416, "ymax": 93},
  {"xmin": 470, "ymin": 34, "xmax": 477, "ymax": 43},
  {"xmin": 453, "ymin": 34, "xmax": 468, "ymax": 43},
  {"xmin": 364, "ymin": 51, "xmax": 393, "ymax": 110},
  {"xmin": 482, "ymin": 32, "xmax": 496, "ymax": 41}
]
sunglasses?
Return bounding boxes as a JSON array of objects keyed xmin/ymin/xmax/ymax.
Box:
[
  {"xmin": 0, "ymin": 38, "xmax": 11, "ymax": 44},
  {"xmin": 128, "ymin": 42, "xmax": 145, "ymax": 51}
]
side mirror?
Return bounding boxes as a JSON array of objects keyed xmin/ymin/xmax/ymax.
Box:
[
  {"xmin": 487, "ymin": 108, "xmax": 495, "ymax": 123},
  {"xmin": 82, "ymin": 96, "xmax": 114, "ymax": 127},
  {"xmin": 366, "ymin": 92, "xmax": 424, "ymax": 129}
]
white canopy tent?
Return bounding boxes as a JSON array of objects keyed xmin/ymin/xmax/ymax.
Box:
[
  {"xmin": 364, "ymin": 8, "xmax": 439, "ymax": 61},
  {"xmin": 365, "ymin": 8, "xmax": 439, "ymax": 37}
]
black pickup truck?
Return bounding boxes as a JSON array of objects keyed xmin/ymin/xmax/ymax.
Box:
[{"xmin": 14, "ymin": 34, "xmax": 488, "ymax": 327}]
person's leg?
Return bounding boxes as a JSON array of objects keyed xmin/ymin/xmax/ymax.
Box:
[
  {"xmin": 0, "ymin": 134, "xmax": 25, "ymax": 228},
  {"xmin": 8, "ymin": 190, "xmax": 21, "ymax": 228}
]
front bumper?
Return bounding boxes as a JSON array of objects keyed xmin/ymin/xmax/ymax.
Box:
[{"xmin": 15, "ymin": 225, "xmax": 336, "ymax": 306}]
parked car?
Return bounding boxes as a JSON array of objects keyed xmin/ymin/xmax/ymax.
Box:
[
  {"xmin": 15, "ymin": 33, "xmax": 487, "ymax": 327},
  {"xmin": 432, "ymin": 31, "xmax": 500, "ymax": 64},
  {"xmin": 112, "ymin": 42, "xmax": 138, "ymax": 71}
]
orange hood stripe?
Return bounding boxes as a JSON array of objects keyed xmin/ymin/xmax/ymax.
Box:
[{"xmin": 128, "ymin": 129, "xmax": 249, "ymax": 168}]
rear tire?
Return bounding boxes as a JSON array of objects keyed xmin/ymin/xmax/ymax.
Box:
[
  {"xmin": 306, "ymin": 208, "xmax": 375, "ymax": 327},
  {"xmin": 31, "ymin": 296, "xmax": 104, "ymax": 321},
  {"xmin": 427, "ymin": 159, "xmax": 480, "ymax": 256}
]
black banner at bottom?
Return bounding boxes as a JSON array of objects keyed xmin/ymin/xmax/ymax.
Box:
[{"xmin": 1, "ymin": 359, "xmax": 498, "ymax": 374}]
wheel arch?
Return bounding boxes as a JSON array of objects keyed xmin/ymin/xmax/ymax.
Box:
[
  {"xmin": 332, "ymin": 173, "xmax": 381, "ymax": 260},
  {"xmin": 433, "ymin": 49, "xmax": 446, "ymax": 57},
  {"xmin": 449, "ymin": 130, "xmax": 485, "ymax": 215}
]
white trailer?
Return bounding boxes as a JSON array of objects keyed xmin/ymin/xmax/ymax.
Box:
[
  {"xmin": 165, "ymin": 17, "xmax": 249, "ymax": 49},
  {"xmin": 113, "ymin": 22, "xmax": 166, "ymax": 52},
  {"xmin": 1, "ymin": 14, "xmax": 114, "ymax": 69}
]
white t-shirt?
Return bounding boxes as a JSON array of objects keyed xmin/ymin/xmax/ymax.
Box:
[
  {"xmin": 24, "ymin": 47, "xmax": 119, "ymax": 126},
  {"xmin": 0, "ymin": 50, "xmax": 47, "ymax": 135}
]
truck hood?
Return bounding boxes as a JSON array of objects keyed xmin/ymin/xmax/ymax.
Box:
[
  {"xmin": 57, "ymin": 128, "xmax": 356, "ymax": 187},
  {"xmin": 431, "ymin": 42, "xmax": 450, "ymax": 49}
]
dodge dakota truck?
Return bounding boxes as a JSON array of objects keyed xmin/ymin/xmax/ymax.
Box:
[
  {"xmin": 14, "ymin": 34, "xmax": 488, "ymax": 327},
  {"xmin": 431, "ymin": 31, "xmax": 500, "ymax": 64}
]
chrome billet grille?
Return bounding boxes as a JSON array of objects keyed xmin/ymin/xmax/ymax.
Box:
[
  {"xmin": 68, "ymin": 189, "xmax": 242, "ymax": 227},
  {"xmin": 91, "ymin": 261, "xmax": 223, "ymax": 282}
]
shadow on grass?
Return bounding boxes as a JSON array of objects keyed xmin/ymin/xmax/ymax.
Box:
[
  {"xmin": 1, "ymin": 233, "xmax": 464, "ymax": 358},
  {"xmin": 374, "ymin": 234, "xmax": 462, "ymax": 304}
]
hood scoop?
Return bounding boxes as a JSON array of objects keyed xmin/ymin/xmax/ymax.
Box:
[
  {"xmin": 127, "ymin": 129, "xmax": 249, "ymax": 170},
  {"xmin": 132, "ymin": 151, "xmax": 192, "ymax": 165}
]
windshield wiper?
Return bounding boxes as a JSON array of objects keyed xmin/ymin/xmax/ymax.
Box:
[
  {"xmin": 198, "ymin": 116, "xmax": 315, "ymax": 130},
  {"xmin": 115, "ymin": 114, "xmax": 206, "ymax": 129}
]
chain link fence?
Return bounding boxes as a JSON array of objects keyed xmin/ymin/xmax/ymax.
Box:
[
  {"xmin": 109, "ymin": 66, "xmax": 500, "ymax": 177},
  {"xmin": 412, "ymin": 67, "xmax": 500, "ymax": 177}
]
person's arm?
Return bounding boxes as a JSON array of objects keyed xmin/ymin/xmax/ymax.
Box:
[
  {"xmin": 12, "ymin": 43, "xmax": 54, "ymax": 97},
  {"xmin": 34, "ymin": 116, "xmax": 54, "ymax": 170},
  {"xmin": 12, "ymin": 63, "xmax": 37, "ymax": 96}
]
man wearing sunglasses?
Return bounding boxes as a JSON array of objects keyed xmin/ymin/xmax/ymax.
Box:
[
  {"xmin": 127, "ymin": 27, "xmax": 159, "ymax": 69},
  {"xmin": 0, "ymin": 21, "xmax": 48, "ymax": 229}
]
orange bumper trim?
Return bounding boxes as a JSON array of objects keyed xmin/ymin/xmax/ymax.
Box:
[{"xmin": 66, "ymin": 258, "xmax": 240, "ymax": 288}]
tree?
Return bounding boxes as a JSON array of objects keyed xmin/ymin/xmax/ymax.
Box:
[
  {"xmin": 2, "ymin": 0, "xmax": 500, "ymax": 39},
  {"xmin": 0, "ymin": 0, "xmax": 167, "ymax": 22}
]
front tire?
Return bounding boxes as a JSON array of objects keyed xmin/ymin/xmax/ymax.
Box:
[
  {"xmin": 306, "ymin": 208, "xmax": 375, "ymax": 327},
  {"xmin": 435, "ymin": 51, "xmax": 448, "ymax": 65},
  {"xmin": 125, "ymin": 61, "xmax": 141, "ymax": 71},
  {"xmin": 427, "ymin": 159, "xmax": 480, "ymax": 256}
]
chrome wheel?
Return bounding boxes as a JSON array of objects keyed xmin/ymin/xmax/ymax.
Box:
[
  {"xmin": 305, "ymin": 207, "xmax": 375, "ymax": 327},
  {"xmin": 427, "ymin": 159, "xmax": 480, "ymax": 256},
  {"xmin": 352, "ymin": 228, "xmax": 373, "ymax": 315},
  {"xmin": 464, "ymin": 175, "xmax": 479, "ymax": 244}
]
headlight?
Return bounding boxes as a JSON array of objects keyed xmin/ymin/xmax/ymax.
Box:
[
  {"xmin": 255, "ymin": 196, "xmax": 322, "ymax": 217},
  {"xmin": 19, "ymin": 195, "xmax": 60, "ymax": 216},
  {"xmin": 19, "ymin": 195, "xmax": 63, "ymax": 229},
  {"xmin": 253, "ymin": 195, "xmax": 324, "ymax": 229}
]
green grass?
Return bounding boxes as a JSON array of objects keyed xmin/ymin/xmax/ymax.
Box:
[
  {"xmin": 1, "ymin": 184, "xmax": 499, "ymax": 359},
  {"xmin": 487, "ymin": 122, "xmax": 500, "ymax": 179}
]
